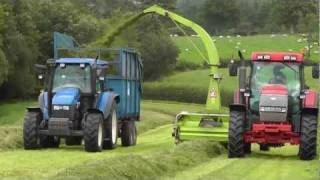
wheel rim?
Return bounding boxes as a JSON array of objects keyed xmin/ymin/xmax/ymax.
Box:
[
  {"xmin": 98, "ymin": 122, "xmax": 103, "ymax": 147},
  {"xmin": 111, "ymin": 110, "xmax": 117, "ymax": 144}
]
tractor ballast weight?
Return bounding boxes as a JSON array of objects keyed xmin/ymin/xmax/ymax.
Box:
[
  {"xmin": 228, "ymin": 51, "xmax": 319, "ymax": 160},
  {"xmin": 23, "ymin": 33, "xmax": 143, "ymax": 152},
  {"xmin": 99, "ymin": 5, "xmax": 229, "ymax": 143}
]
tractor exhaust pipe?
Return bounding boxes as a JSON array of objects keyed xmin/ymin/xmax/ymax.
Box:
[{"xmin": 238, "ymin": 51, "xmax": 246, "ymax": 104}]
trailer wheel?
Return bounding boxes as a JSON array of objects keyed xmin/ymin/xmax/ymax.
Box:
[
  {"xmin": 84, "ymin": 113, "xmax": 104, "ymax": 152},
  {"xmin": 40, "ymin": 136, "xmax": 60, "ymax": 148},
  {"xmin": 299, "ymin": 113, "xmax": 317, "ymax": 160},
  {"xmin": 228, "ymin": 110, "xmax": 245, "ymax": 158},
  {"xmin": 121, "ymin": 121, "xmax": 137, "ymax": 146},
  {"xmin": 259, "ymin": 144, "xmax": 270, "ymax": 151},
  {"xmin": 23, "ymin": 111, "xmax": 40, "ymax": 149},
  {"xmin": 65, "ymin": 137, "xmax": 82, "ymax": 146},
  {"xmin": 103, "ymin": 103, "xmax": 118, "ymax": 149}
]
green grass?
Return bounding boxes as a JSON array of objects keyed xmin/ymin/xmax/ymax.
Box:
[
  {"xmin": 0, "ymin": 101, "xmax": 35, "ymax": 126},
  {"xmin": 173, "ymin": 34, "xmax": 318, "ymax": 65}
]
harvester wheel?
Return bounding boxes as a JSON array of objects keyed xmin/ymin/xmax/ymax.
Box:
[
  {"xmin": 65, "ymin": 137, "xmax": 82, "ymax": 146},
  {"xmin": 173, "ymin": 127, "xmax": 182, "ymax": 144},
  {"xmin": 259, "ymin": 144, "xmax": 270, "ymax": 151},
  {"xmin": 103, "ymin": 103, "xmax": 118, "ymax": 149},
  {"xmin": 121, "ymin": 120, "xmax": 137, "ymax": 146},
  {"xmin": 299, "ymin": 113, "xmax": 317, "ymax": 160},
  {"xmin": 228, "ymin": 110, "xmax": 245, "ymax": 158},
  {"xmin": 40, "ymin": 136, "xmax": 60, "ymax": 148},
  {"xmin": 84, "ymin": 113, "xmax": 104, "ymax": 152},
  {"xmin": 244, "ymin": 143, "xmax": 251, "ymax": 154},
  {"xmin": 23, "ymin": 111, "xmax": 40, "ymax": 149}
]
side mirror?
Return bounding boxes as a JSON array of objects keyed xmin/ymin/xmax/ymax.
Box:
[
  {"xmin": 97, "ymin": 67, "xmax": 107, "ymax": 80},
  {"xmin": 312, "ymin": 64, "xmax": 319, "ymax": 79},
  {"xmin": 228, "ymin": 60, "xmax": 238, "ymax": 76}
]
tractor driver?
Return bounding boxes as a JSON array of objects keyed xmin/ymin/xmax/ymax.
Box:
[{"xmin": 269, "ymin": 65, "xmax": 287, "ymax": 84}]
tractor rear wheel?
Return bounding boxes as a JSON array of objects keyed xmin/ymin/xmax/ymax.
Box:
[
  {"xmin": 103, "ymin": 103, "xmax": 118, "ymax": 149},
  {"xmin": 84, "ymin": 113, "xmax": 104, "ymax": 152},
  {"xmin": 121, "ymin": 120, "xmax": 137, "ymax": 146},
  {"xmin": 40, "ymin": 136, "xmax": 60, "ymax": 148},
  {"xmin": 299, "ymin": 113, "xmax": 317, "ymax": 160},
  {"xmin": 65, "ymin": 137, "xmax": 82, "ymax": 146},
  {"xmin": 23, "ymin": 111, "xmax": 40, "ymax": 149},
  {"xmin": 228, "ymin": 110, "xmax": 245, "ymax": 158}
]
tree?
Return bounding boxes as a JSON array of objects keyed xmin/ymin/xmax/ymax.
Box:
[
  {"xmin": 271, "ymin": 0, "xmax": 318, "ymax": 33},
  {"xmin": 200, "ymin": 0, "xmax": 240, "ymax": 35}
]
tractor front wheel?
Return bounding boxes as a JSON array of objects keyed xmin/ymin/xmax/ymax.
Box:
[
  {"xmin": 23, "ymin": 111, "xmax": 40, "ymax": 149},
  {"xmin": 84, "ymin": 113, "xmax": 104, "ymax": 152},
  {"xmin": 228, "ymin": 110, "xmax": 245, "ymax": 158},
  {"xmin": 299, "ymin": 113, "xmax": 317, "ymax": 160},
  {"xmin": 121, "ymin": 120, "xmax": 137, "ymax": 146}
]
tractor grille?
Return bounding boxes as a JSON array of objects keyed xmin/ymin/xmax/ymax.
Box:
[
  {"xmin": 51, "ymin": 105, "xmax": 77, "ymax": 120},
  {"xmin": 259, "ymin": 94, "xmax": 288, "ymax": 122}
]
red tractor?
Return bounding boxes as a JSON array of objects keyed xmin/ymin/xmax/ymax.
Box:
[{"xmin": 228, "ymin": 51, "xmax": 319, "ymax": 160}]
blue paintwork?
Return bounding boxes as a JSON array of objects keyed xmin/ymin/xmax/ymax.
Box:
[
  {"xmin": 52, "ymin": 88, "xmax": 81, "ymax": 105},
  {"xmin": 39, "ymin": 92, "xmax": 49, "ymax": 120},
  {"xmin": 95, "ymin": 92, "xmax": 118, "ymax": 118},
  {"xmin": 56, "ymin": 58, "xmax": 108, "ymax": 65}
]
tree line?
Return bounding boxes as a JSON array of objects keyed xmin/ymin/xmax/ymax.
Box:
[{"xmin": 0, "ymin": 0, "xmax": 318, "ymax": 99}]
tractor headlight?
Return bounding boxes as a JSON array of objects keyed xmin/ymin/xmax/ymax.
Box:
[{"xmin": 260, "ymin": 106, "xmax": 286, "ymax": 113}]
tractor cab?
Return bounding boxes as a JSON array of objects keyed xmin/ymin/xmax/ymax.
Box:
[
  {"xmin": 228, "ymin": 51, "xmax": 319, "ymax": 160},
  {"xmin": 248, "ymin": 52, "xmax": 304, "ymax": 123}
]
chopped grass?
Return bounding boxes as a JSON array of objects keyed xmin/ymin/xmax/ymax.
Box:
[{"xmin": 55, "ymin": 141, "xmax": 225, "ymax": 180}]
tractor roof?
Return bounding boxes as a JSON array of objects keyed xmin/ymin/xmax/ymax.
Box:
[
  {"xmin": 251, "ymin": 52, "xmax": 303, "ymax": 63},
  {"xmin": 56, "ymin": 58, "xmax": 109, "ymax": 65}
]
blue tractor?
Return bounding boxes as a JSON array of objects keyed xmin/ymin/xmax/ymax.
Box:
[{"xmin": 23, "ymin": 33, "xmax": 143, "ymax": 152}]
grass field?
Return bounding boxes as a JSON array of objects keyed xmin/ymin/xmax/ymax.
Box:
[
  {"xmin": 0, "ymin": 100, "xmax": 318, "ymax": 180},
  {"xmin": 172, "ymin": 34, "xmax": 319, "ymax": 65}
]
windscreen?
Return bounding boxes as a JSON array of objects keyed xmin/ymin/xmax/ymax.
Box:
[
  {"xmin": 250, "ymin": 62, "xmax": 301, "ymax": 113},
  {"xmin": 52, "ymin": 64, "xmax": 91, "ymax": 93}
]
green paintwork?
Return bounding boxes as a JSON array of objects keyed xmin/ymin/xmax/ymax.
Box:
[{"xmin": 101, "ymin": 5, "xmax": 228, "ymax": 142}]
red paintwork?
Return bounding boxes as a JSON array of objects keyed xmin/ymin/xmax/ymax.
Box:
[
  {"xmin": 260, "ymin": 84, "xmax": 288, "ymax": 95},
  {"xmin": 251, "ymin": 52, "xmax": 303, "ymax": 62},
  {"xmin": 244, "ymin": 122, "xmax": 300, "ymax": 145},
  {"xmin": 303, "ymin": 90, "xmax": 318, "ymax": 108}
]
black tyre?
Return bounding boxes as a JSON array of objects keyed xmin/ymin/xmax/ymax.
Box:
[
  {"xmin": 23, "ymin": 111, "xmax": 40, "ymax": 149},
  {"xmin": 259, "ymin": 144, "xmax": 270, "ymax": 151},
  {"xmin": 65, "ymin": 137, "xmax": 82, "ymax": 146},
  {"xmin": 244, "ymin": 143, "xmax": 251, "ymax": 154},
  {"xmin": 228, "ymin": 110, "xmax": 245, "ymax": 158},
  {"xmin": 40, "ymin": 136, "xmax": 60, "ymax": 148},
  {"xmin": 103, "ymin": 104, "xmax": 118, "ymax": 149},
  {"xmin": 84, "ymin": 113, "xmax": 104, "ymax": 152},
  {"xmin": 173, "ymin": 127, "xmax": 182, "ymax": 145},
  {"xmin": 299, "ymin": 114, "xmax": 317, "ymax": 160},
  {"xmin": 121, "ymin": 120, "xmax": 137, "ymax": 146}
]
